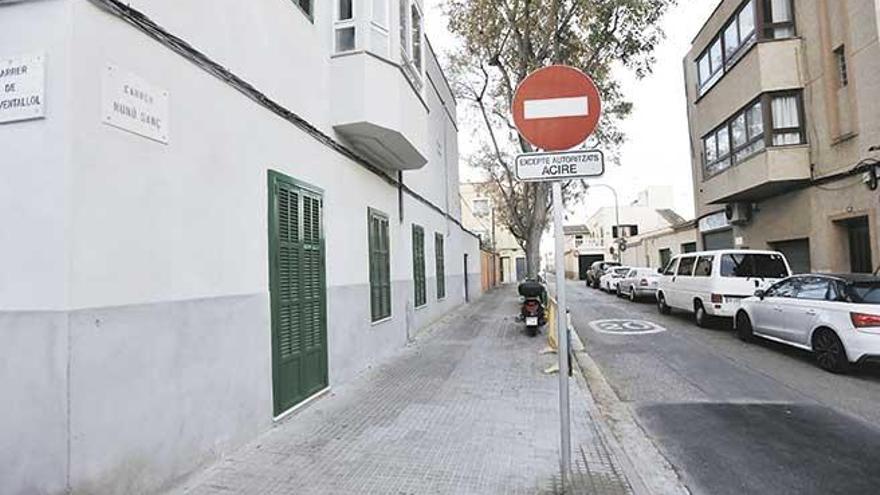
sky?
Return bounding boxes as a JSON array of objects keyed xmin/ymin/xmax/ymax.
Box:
[{"xmin": 426, "ymin": 0, "xmax": 721, "ymax": 222}]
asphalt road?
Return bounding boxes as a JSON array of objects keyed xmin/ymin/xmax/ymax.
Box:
[{"xmin": 567, "ymin": 280, "xmax": 880, "ymax": 495}]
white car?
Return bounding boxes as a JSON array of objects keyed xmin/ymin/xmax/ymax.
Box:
[
  {"xmin": 656, "ymin": 249, "xmax": 791, "ymax": 327},
  {"xmin": 599, "ymin": 267, "xmax": 631, "ymax": 292},
  {"xmin": 616, "ymin": 267, "xmax": 659, "ymax": 301},
  {"xmin": 735, "ymin": 274, "xmax": 880, "ymax": 373}
]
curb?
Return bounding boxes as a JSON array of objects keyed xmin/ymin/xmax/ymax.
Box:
[{"xmin": 569, "ymin": 331, "xmax": 692, "ymax": 495}]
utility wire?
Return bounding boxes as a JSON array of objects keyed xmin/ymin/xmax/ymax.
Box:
[{"xmin": 84, "ymin": 0, "xmax": 480, "ymax": 240}]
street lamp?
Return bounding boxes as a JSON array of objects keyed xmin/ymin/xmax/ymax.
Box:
[{"xmin": 581, "ymin": 181, "xmax": 621, "ymax": 263}]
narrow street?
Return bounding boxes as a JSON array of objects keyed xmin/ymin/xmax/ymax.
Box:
[
  {"xmin": 568, "ymin": 280, "xmax": 880, "ymax": 495},
  {"xmin": 172, "ymin": 287, "xmax": 633, "ymax": 495}
]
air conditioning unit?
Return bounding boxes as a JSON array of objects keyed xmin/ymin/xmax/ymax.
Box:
[{"xmin": 725, "ymin": 202, "xmax": 753, "ymax": 225}]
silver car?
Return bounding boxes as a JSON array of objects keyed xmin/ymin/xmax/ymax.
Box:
[
  {"xmin": 735, "ymin": 273, "xmax": 880, "ymax": 373},
  {"xmin": 616, "ymin": 267, "xmax": 660, "ymax": 301}
]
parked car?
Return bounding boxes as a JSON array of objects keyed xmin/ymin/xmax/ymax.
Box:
[
  {"xmin": 599, "ymin": 267, "xmax": 631, "ymax": 292},
  {"xmin": 656, "ymin": 250, "xmax": 791, "ymax": 327},
  {"xmin": 617, "ymin": 267, "xmax": 660, "ymax": 301},
  {"xmin": 587, "ymin": 260, "xmax": 621, "ymax": 288},
  {"xmin": 735, "ymin": 274, "xmax": 880, "ymax": 373}
]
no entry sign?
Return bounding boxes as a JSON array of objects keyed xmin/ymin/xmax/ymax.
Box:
[
  {"xmin": 512, "ymin": 65, "xmax": 602, "ymax": 151},
  {"xmin": 510, "ymin": 66, "xmax": 605, "ymax": 484}
]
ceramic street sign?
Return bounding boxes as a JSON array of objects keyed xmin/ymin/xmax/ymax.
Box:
[
  {"xmin": 515, "ymin": 149, "xmax": 604, "ymax": 182},
  {"xmin": 512, "ymin": 65, "xmax": 602, "ymax": 151},
  {"xmin": 0, "ymin": 53, "xmax": 46, "ymax": 124}
]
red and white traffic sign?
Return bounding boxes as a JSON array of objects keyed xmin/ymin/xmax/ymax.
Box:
[{"xmin": 512, "ymin": 65, "xmax": 602, "ymax": 151}]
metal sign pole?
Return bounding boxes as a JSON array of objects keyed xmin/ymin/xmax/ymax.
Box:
[{"xmin": 552, "ymin": 180, "xmax": 571, "ymax": 486}]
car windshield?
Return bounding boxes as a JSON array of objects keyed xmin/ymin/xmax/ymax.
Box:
[
  {"xmin": 720, "ymin": 253, "xmax": 788, "ymax": 278},
  {"xmin": 846, "ymin": 282, "xmax": 880, "ymax": 304},
  {"xmin": 613, "ymin": 268, "xmax": 630, "ymax": 276}
]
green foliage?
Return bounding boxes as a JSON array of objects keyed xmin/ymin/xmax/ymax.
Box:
[{"xmin": 445, "ymin": 0, "xmax": 675, "ymax": 274}]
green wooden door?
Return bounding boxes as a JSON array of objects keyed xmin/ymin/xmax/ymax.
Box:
[{"xmin": 269, "ymin": 171, "xmax": 328, "ymax": 416}]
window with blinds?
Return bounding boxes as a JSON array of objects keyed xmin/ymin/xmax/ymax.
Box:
[
  {"xmin": 412, "ymin": 224, "xmax": 426, "ymax": 307},
  {"xmin": 368, "ymin": 209, "xmax": 392, "ymax": 322},
  {"xmin": 435, "ymin": 232, "xmax": 445, "ymax": 300}
]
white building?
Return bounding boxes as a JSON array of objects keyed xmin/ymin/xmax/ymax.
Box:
[
  {"xmin": 459, "ymin": 182, "xmax": 527, "ymax": 283},
  {"xmin": 564, "ymin": 187, "xmax": 686, "ymax": 278},
  {"xmin": 0, "ymin": 1, "xmax": 480, "ymax": 493}
]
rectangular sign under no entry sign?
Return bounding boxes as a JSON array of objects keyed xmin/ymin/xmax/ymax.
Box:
[{"xmin": 515, "ymin": 150, "xmax": 604, "ymax": 182}]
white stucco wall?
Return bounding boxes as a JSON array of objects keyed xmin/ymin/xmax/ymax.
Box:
[{"xmin": 0, "ymin": 1, "xmax": 480, "ymax": 493}]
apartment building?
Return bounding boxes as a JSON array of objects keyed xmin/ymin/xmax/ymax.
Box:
[
  {"xmin": 685, "ymin": 0, "xmax": 880, "ymax": 274},
  {"xmin": 0, "ymin": 1, "xmax": 480, "ymax": 493},
  {"xmin": 564, "ymin": 187, "xmax": 687, "ymax": 278}
]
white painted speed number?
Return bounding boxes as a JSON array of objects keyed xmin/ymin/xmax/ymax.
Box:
[{"xmin": 589, "ymin": 319, "xmax": 666, "ymax": 335}]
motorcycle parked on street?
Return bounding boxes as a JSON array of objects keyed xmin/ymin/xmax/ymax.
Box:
[{"xmin": 517, "ymin": 278, "xmax": 547, "ymax": 337}]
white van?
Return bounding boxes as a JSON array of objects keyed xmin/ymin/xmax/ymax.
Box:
[{"xmin": 656, "ymin": 250, "xmax": 792, "ymax": 327}]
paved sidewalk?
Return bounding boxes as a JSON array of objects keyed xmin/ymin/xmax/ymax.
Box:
[{"xmin": 173, "ymin": 287, "xmax": 633, "ymax": 495}]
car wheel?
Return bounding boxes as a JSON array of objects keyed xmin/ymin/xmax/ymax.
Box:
[
  {"xmin": 629, "ymin": 288, "xmax": 637, "ymax": 302},
  {"xmin": 735, "ymin": 312, "xmax": 754, "ymax": 342},
  {"xmin": 657, "ymin": 292, "xmax": 671, "ymax": 315},
  {"xmin": 694, "ymin": 301, "xmax": 710, "ymax": 328},
  {"xmin": 813, "ymin": 329, "xmax": 850, "ymax": 374}
]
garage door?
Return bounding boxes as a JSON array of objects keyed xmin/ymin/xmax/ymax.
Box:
[
  {"xmin": 703, "ymin": 229, "xmax": 734, "ymax": 251},
  {"xmin": 579, "ymin": 255, "xmax": 603, "ymax": 280},
  {"xmin": 769, "ymin": 238, "xmax": 811, "ymax": 274}
]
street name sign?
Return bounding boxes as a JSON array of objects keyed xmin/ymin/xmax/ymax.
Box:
[
  {"xmin": 102, "ymin": 64, "xmax": 170, "ymax": 144},
  {"xmin": 515, "ymin": 150, "xmax": 604, "ymax": 182},
  {"xmin": 0, "ymin": 53, "xmax": 45, "ymax": 124},
  {"xmin": 512, "ymin": 65, "xmax": 602, "ymax": 151}
]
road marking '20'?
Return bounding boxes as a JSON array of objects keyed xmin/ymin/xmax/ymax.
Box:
[{"xmin": 589, "ymin": 319, "xmax": 667, "ymax": 335}]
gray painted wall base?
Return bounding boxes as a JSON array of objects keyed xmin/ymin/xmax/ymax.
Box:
[{"xmin": 1, "ymin": 280, "xmax": 481, "ymax": 495}]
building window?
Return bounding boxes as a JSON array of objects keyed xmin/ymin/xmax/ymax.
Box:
[
  {"xmin": 835, "ymin": 45, "xmax": 848, "ymax": 88},
  {"xmin": 294, "ymin": 0, "xmax": 313, "ymax": 19},
  {"xmin": 697, "ymin": 0, "xmax": 794, "ymax": 96},
  {"xmin": 399, "ymin": 0, "xmax": 422, "ymax": 88},
  {"xmin": 334, "ymin": 0, "xmax": 357, "ymax": 52},
  {"xmin": 368, "ymin": 209, "xmax": 392, "ymax": 322},
  {"xmin": 435, "ymin": 233, "xmax": 446, "ymax": 299},
  {"xmin": 410, "ymin": 4, "xmax": 423, "ymax": 72},
  {"xmin": 339, "ymin": 0, "xmax": 353, "ymax": 20},
  {"xmin": 682, "ymin": 242, "xmax": 698, "ymax": 254},
  {"xmin": 723, "ymin": 0, "xmax": 757, "ymax": 63},
  {"xmin": 412, "ymin": 224, "xmax": 426, "ymax": 307},
  {"xmin": 661, "ymin": 254, "xmax": 677, "ymax": 274},
  {"xmin": 373, "ymin": 0, "xmax": 388, "ymax": 27},
  {"xmin": 764, "ymin": 0, "xmax": 795, "ymax": 39},
  {"xmin": 770, "ymin": 93, "xmax": 803, "ymax": 145},
  {"xmin": 612, "ymin": 225, "xmax": 639, "ymax": 238},
  {"xmin": 575, "ymin": 235, "xmax": 584, "ymax": 247},
  {"xmin": 697, "ymin": 38, "xmax": 724, "ymax": 90},
  {"xmin": 702, "ymin": 91, "xmax": 803, "ymax": 177},
  {"xmin": 399, "ymin": 0, "xmax": 409, "ymax": 59},
  {"xmin": 472, "ymin": 198, "xmax": 490, "ymax": 217}
]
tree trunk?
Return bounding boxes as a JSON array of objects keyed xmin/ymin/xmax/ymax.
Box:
[
  {"xmin": 524, "ymin": 226, "xmax": 543, "ymax": 279},
  {"xmin": 523, "ymin": 184, "xmax": 549, "ymax": 279}
]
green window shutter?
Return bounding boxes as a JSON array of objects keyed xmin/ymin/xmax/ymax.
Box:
[
  {"xmin": 368, "ymin": 209, "xmax": 391, "ymax": 321},
  {"xmin": 435, "ymin": 232, "xmax": 445, "ymax": 299},
  {"xmin": 269, "ymin": 171, "xmax": 328, "ymax": 416},
  {"xmin": 412, "ymin": 225, "xmax": 426, "ymax": 307}
]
